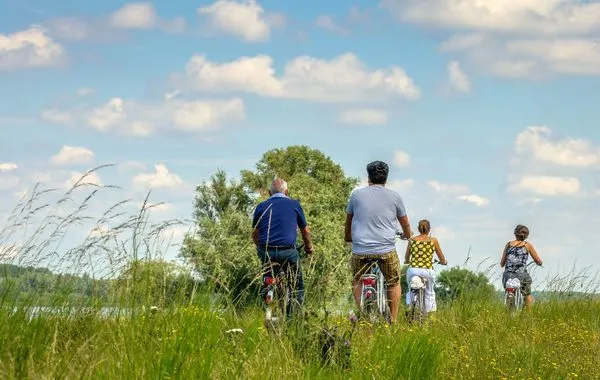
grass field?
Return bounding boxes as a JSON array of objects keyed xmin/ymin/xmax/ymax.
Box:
[{"xmin": 1, "ymin": 294, "xmax": 598, "ymax": 379}]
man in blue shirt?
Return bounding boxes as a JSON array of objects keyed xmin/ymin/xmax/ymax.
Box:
[
  {"xmin": 252, "ymin": 178, "xmax": 313, "ymax": 311},
  {"xmin": 345, "ymin": 160, "xmax": 413, "ymax": 323}
]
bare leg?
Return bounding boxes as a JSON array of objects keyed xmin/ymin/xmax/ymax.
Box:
[
  {"xmin": 387, "ymin": 283, "xmax": 401, "ymax": 323},
  {"xmin": 525, "ymin": 294, "xmax": 534, "ymax": 309},
  {"xmin": 352, "ymin": 280, "xmax": 362, "ymax": 309}
]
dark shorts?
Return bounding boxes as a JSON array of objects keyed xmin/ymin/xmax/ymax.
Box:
[
  {"xmin": 351, "ymin": 250, "xmax": 400, "ymax": 287},
  {"xmin": 503, "ymin": 271, "xmax": 532, "ymax": 296}
]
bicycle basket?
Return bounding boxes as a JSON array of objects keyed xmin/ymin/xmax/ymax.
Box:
[
  {"xmin": 505, "ymin": 277, "xmax": 521, "ymax": 290},
  {"xmin": 409, "ymin": 276, "xmax": 426, "ymax": 290}
]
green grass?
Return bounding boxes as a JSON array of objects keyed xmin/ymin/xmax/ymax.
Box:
[{"xmin": 1, "ymin": 296, "xmax": 598, "ymax": 379}]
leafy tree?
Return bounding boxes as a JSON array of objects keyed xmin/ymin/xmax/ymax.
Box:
[
  {"xmin": 116, "ymin": 259, "xmax": 197, "ymax": 308},
  {"xmin": 181, "ymin": 145, "xmax": 359, "ymax": 309},
  {"xmin": 435, "ymin": 267, "xmax": 496, "ymax": 301}
]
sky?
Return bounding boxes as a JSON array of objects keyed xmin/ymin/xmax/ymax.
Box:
[{"xmin": 1, "ymin": 0, "xmax": 600, "ymax": 290}]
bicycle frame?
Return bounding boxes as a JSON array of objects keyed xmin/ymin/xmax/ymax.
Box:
[
  {"xmin": 262, "ymin": 243, "xmax": 305, "ymax": 327},
  {"xmin": 359, "ymin": 263, "xmax": 390, "ymax": 323},
  {"xmin": 504, "ymin": 277, "xmax": 524, "ymax": 312}
]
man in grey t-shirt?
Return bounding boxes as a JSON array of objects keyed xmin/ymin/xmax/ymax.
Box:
[{"xmin": 344, "ymin": 160, "xmax": 413, "ymax": 323}]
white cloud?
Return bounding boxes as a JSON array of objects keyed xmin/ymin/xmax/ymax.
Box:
[
  {"xmin": 447, "ymin": 61, "xmax": 471, "ymax": 93},
  {"xmin": 77, "ymin": 88, "xmax": 95, "ymax": 97},
  {"xmin": 141, "ymin": 201, "xmax": 173, "ymax": 213},
  {"xmin": 0, "ymin": 163, "xmax": 18, "ymax": 172},
  {"xmin": 42, "ymin": 97, "xmax": 245, "ymax": 136},
  {"xmin": 109, "ymin": 2, "xmax": 185, "ymax": 33},
  {"xmin": 109, "ymin": 2, "xmax": 156, "ymax": 29},
  {"xmin": 508, "ymin": 175, "xmax": 581, "ymax": 196},
  {"xmin": 338, "ymin": 109, "xmax": 388, "ymax": 126},
  {"xmin": 387, "ymin": 179, "xmax": 415, "ymax": 192},
  {"xmin": 0, "ymin": 25, "xmax": 65, "ymax": 70},
  {"xmin": 64, "ymin": 171, "xmax": 103, "ymax": 189},
  {"xmin": 382, "ymin": 0, "xmax": 600, "ymax": 36},
  {"xmin": 387, "ymin": 1, "xmax": 600, "ymax": 78},
  {"xmin": 51, "ymin": 146, "xmax": 94, "ymax": 166},
  {"xmin": 45, "ymin": 18, "xmax": 91, "ymax": 41},
  {"xmin": 132, "ymin": 164, "xmax": 184, "ymax": 189},
  {"xmin": 315, "ymin": 15, "xmax": 348, "ymax": 35},
  {"xmin": 176, "ymin": 53, "xmax": 420, "ymax": 102},
  {"xmin": 457, "ymin": 194, "xmax": 489, "ymax": 206},
  {"xmin": 428, "ymin": 180, "xmax": 470, "ymax": 195},
  {"xmin": 197, "ymin": 0, "xmax": 282, "ymax": 42},
  {"xmin": 515, "ymin": 126, "xmax": 600, "ymax": 168},
  {"xmin": 172, "ymin": 99, "xmax": 245, "ymax": 131},
  {"xmin": 393, "ymin": 150, "xmax": 410, "ymax": 167},
  {"xmin": 41, "ymin": 109, "xmax": 73, "ymax": 124}
]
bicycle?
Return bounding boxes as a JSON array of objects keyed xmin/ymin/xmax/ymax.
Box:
[
  {"xmin": 358, "ymin": 261, "xmax": 391, "ymax": 323},
  {"xmin": 262, "ymin": 243, "xmax": 306, "ymax": 328},
  {"xmin": 406, "ymin": 259, "xmax": 444, "ymax": 325},
  {"xmin": 504, "ymin": 261, "xmax": 541, "ymax": 313}
]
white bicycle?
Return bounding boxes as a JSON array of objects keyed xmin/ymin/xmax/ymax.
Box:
[
  {"xmin": 406, "ymin": 259, "xmax": 444, "ymax": 324},
  {"xmin": 504, "ymin": 276, "xmax": 524, "ymax": 312},
  {"xmin": 358, "ymin": 262, "xmax": 390, "ymax": 323},
  {"xmin": 504, "ymin": 262, "xmax": 540, "ymax": 312}
]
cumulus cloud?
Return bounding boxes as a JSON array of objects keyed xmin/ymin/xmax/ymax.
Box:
[
  {"xmin": 428, "ymin": 180, "xmax": 489, "ymax": 206},
  {"xmin": 0, "ymin": 163, "xmax": 18, "ymax": 172},
  {"xmin": 447, "ymin": 61, "xmax": 471, "ymax": 93},
  {"xmin": 41, "ymin": 97, "xmax": 245, "ymax": 137},
  {"xmin": 383, "ymin": 1, "xmax": 600, "ymax": 78},
  {"xmin": 0, "ymin": 25, "xmax": 65, "ymax": 71},
  {"xmin": 197, "ymin": 0, "xmax": 283, "ymax": 42},
  {"xmin": 457, "ymin": 194, "xmax": 489, "ymax": 206},
  {"xmin": 338, "ymin": 109, "xmax": 388, "ymax": 126},
  {"xmin": 64, "ymin": 171, "xmax": 103, "ymax": 189},
  {"xmin": 428, "ymin": 180, "xmax": 470, "ymax": 195},
  {"xmin": 382, "ymin": 0, "xmax": 600, "ymax": 36},
  {"xmin": 515, "ymin": 126, "xmax": 600, "ymax": 168},
  {"xmin": 77, "ymin": 88, "xmax": 95, "ymax": 97},
  {"xmin": 132, "ymin": 164, "xmax": 184, "ymax": 189},
  {"xmin": 315, "ymin": 15, "xmax": 349, "ymax": 35},
  {"xmin": 393, "ymin": 150, "xmax": 410, "ymax": 167},
  {"xmin": 41, "ymin": 109, "xmax": 73, "ymax": 124},
  {"xmin": 174, "ymin": 53, "xmax": 420, "ymax": 102},
  {"xmin": 51, "ymin": 146, "xmax": 94, "ymax": 166},
  {"xmin": 109, "ymin": 2, "xmax": 186, "ymax": 33},
  {"xmin": 508, "ymin": 175, "xmax": 581, "ymax": 196}
]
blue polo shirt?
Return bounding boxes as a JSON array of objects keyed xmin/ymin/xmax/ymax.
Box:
[{"xmin": 252, "ymin": 193, "xmax": 308, "ymax": 246}]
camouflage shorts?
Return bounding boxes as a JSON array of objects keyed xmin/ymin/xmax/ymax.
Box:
[{"xmin": 351, "ymin": 250, "xmax": 401, "ymax": 287}]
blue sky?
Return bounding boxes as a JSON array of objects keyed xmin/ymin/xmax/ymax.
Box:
[{"xmin": 1, "ymin": 0, "xmax": 600, "ymax": 290}]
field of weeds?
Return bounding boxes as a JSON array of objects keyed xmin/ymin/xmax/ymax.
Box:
[{"xmin": 1, "ymin": 296, "xmax": 599, "ymax": 379}]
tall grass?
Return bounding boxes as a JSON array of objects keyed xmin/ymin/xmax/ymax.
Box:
[{"xmin": 1, "ymin": 169, "xmax": 598, "ymax": 379}]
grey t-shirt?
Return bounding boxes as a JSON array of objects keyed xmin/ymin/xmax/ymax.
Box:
[{"xmin": 346, "ymin": 185, "xmax": 407, "ymax": 255}]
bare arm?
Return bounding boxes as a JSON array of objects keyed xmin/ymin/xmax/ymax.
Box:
[
  {"xmin": 397, "ymin": 215, "xmax": 413, "ymax": 239},
  {"xmin": 433, "ymin": 238, "xmax": 447, "ymax": 265},
  {"xmin": 404, "ymin": 241, "xmax": 411, "ymax": 264},
  {"xmin": 527, "ymin": 242, "xmax": 543, "ymax": 265},
  {"xmin": 500, "ymin": 243, "xmax": 509, "ymax": 267},
  {"xmin": 344, "ymin": 214, "xmax": 353, "ymax": 242},
  {"xmin": 300, "ymin": 226, "xmax": 313, "ymax": 254}
]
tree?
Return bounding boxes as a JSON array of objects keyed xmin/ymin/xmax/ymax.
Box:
[
  {"xmin": 435, "ymin": 267, "xmax": 496, "ymax": 301},
  {"xmin": 181, "ymin": 146, "xmax": 359, "ymax": 309},
  {"xmin": 116, "ymin": 259, "xmax": 197, "ymax": 308}
]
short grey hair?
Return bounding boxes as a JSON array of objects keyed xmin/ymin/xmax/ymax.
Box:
[{"xmin": 270, "ymin": 178, "xmax": 288, "ymax": 194}]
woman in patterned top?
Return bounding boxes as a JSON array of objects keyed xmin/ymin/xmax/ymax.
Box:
[
  {"xmin": 403, "ymin": 219, "xmax": 447, "ymax": 313},
  {"xmin": 500, "ymin": 224, "xmax": 543, "ymax": 309}
]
